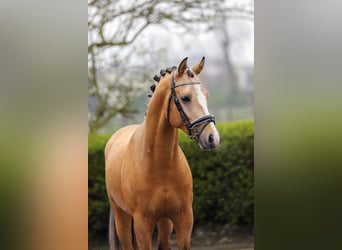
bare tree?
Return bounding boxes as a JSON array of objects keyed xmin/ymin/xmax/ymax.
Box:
[
  {"xmin": 88, "ymin": 0, "xmax": 226, "ymax": 51},
  {"xmin": 88, "ymin": 37, "xmax": 161, "ymax": 133},
  {"xmin": 88, "ymin": 0, "xmax": 253, "ymax": 133},
  {"xmin": 216, "ymin": 0, "xmax": 254, "ymax": 120}
]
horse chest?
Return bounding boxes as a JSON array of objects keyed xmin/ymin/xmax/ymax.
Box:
[
  {"xmin": 121, "ymin": 152, "xmax": 193, "ymax": 217},
  {"xmin": 145, "ymin": 185, "xmax": 192, "ymax": 217},
  {"xmin": 126, "ymin": 172, "xmax": 193, "ymax": 216}
]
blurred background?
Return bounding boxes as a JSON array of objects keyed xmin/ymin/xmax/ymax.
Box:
[
  {"xmin": 2, "ymin": 0, "xmax": 342, "ymax": 249},
  {"xmin": 88, "ymin": 0, "xmax": 254, "ymax": 134}
]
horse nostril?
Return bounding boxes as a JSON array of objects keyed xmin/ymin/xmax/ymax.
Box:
[{"xmin": 208, "ymin": 134, "xmax": 214, "ymax": 143}]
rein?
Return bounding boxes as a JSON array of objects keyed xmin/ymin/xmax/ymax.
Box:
[{"xmin": 167, "ymin": 71, "xmax": 215, "ymax": 141}]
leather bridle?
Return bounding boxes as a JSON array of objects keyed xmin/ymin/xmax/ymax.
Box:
[{"xmin": 167, "ymin": 71, "xmax": 215, "ymax": 141}]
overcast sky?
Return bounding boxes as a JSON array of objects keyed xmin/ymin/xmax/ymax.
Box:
[{"xmin": 140, "ymin": 17, "xmax": 254, "ymax": 67}]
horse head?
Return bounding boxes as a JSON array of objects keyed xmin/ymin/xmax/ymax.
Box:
[{"xmin": 165, "ymin": 57, "xmax": 220, "ymax": 150}]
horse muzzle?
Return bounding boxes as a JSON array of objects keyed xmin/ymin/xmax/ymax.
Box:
[{"xmin": 197, "ymin": 122, "xmax": 220, "ymax": 151}]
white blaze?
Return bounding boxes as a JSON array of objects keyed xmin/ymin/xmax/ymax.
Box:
[
  {"xmin": 194, "ymin": 85, "xmax": 209, "ymax": 115},
  {"xmin": 194, "ymin": 84, "xmax": 220, "ymax": 145}
]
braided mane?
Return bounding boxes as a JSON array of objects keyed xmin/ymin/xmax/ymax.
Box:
[
  {"xmin": 145, "ymin": 65, "xmax": 195, "ymax": 117},
  {"xmin": 144, "ymin": 66, "xmax": 176, "ymax": 117},
  {"xmin": 150, "ymin": 66, "xmax": 176, "ymax": 93}
]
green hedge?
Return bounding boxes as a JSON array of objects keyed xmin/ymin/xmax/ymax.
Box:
[
  {"xmin": 88, "ymin": 134, "xmax": 111, "ymax": 239},
  {"xmin": 89, "ymin": 120, "xmax": 254, "ymax": 239}
]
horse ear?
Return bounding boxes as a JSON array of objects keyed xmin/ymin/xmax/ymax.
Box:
[
  {"xmin": 192, "ymin": 56, "xmax": 205, "ymax": 75},
  {"xmin": 178, "ymin": 57, "xmax": 188, "ymax": 75}
]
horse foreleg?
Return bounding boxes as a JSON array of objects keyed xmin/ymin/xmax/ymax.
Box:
[
  {"xmin": 173, "ymin": 208, "xmax": 193, "ymax": 250},
  {"xmin": 157, "ymin": 218, "xmax": 173, "ymax": 250},
  {"xmin": 112, "ymin": 205, "xmax": 134, "ymax": 250},
  {"xmin": 133, "ymin": 213, "xmax": 154, "ymax": 250}
]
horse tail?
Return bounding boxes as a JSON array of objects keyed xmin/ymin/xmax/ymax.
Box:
[
  {"xmin": 132, "ymin": 218, "xmax": 137, "ymax": 249},
  {"xmin": 109, "ymin": 208, "xmax": 120, "ymax": 250}
]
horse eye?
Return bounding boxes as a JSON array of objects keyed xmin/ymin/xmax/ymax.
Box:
[{"xmin": 181, "ymin": 96, "xmax": 191, "ymax": 103}]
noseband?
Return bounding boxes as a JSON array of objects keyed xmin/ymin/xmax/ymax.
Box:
[{"xmin": 167, "ymin": 71, "xmax": 215, "ymax": 141}]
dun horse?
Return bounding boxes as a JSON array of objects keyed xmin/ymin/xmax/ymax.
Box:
[{"xmin": 105, "ymin": 57, "xmax": 220, "ymax": 250}]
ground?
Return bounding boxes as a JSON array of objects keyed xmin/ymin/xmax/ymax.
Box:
[
  {"xmin": 192, "ymin": 244, "xmax": 253, "ymax": 250},
  {"xmin": 89, "ymin": 242, "xmax": 254, "ymax": 250},
  {"xmin": 89, "ymin": 231, "xmax": 254, "ymax": 250},
  {"xmin": 190, "ymin": 232, "xmax": 254, "ymax": 250}
]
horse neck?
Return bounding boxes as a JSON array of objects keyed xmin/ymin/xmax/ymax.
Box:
[{"xmin": 141, "ymin": 81, "xmax": 179, "ymax": 161}]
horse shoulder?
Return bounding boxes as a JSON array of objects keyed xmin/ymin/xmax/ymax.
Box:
[
  {"xmin": 105, "ymin": 125, "xmax": 138, "ymax": 156},
  {"xmin": 105, "ymin": 125, "xmax": 140, "ymax": 209}
]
